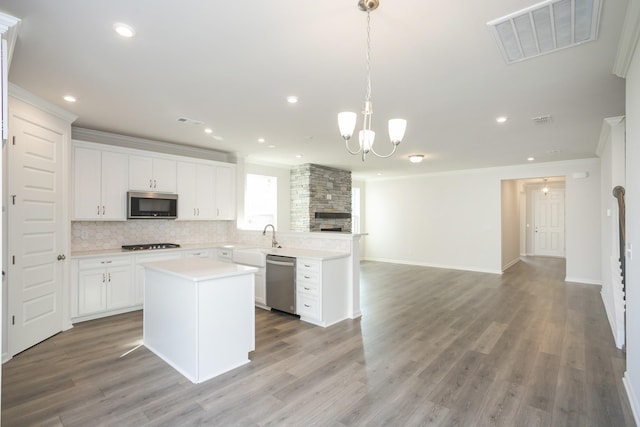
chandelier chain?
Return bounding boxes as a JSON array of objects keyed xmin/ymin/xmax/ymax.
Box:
[{"xmin": 365, "ymin": 11, "xmax": 372, "ymax": 104}]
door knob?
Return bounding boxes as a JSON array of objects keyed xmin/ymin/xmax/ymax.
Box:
[{"xmin": 57, "ymin": 254, "xmax": 66, "ymax": 261}]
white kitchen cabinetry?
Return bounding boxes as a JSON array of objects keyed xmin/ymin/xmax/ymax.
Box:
[
  {"xmin": 183, "ymin": 249, "xmax": 212, "ymax": 258},
  {"xmin": 73, "ymin": 144, "xmax": 128, "ymax": 220},
  {"xmin": 133, "ymin": 251, "xmax": 184, "ymax": 305},
  {"xmin": 76, "ymin": 257, "xmax": 133, "ymax": 317},
  {"xmin": 177, "ymin": 161, "xmax": 215, "ymax": 220},
  {"xmin": 296, "ymin": 257, "xmax": 349, "ymax": 327},
  {"xmin": 215, "ymin": 165, "xmax": 236, "ymax": 219},
  {"xmin": 254, "ymin": 268, "xmax": 267, "ymax": 308},
  {"xmin": 129, "ymin": 155, "xmax": 176, "ymax": 193}
]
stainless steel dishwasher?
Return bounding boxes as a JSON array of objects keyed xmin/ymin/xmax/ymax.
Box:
[{"xmin": 266, "ymin": 254, "xmax": 296, "ymax": 315}]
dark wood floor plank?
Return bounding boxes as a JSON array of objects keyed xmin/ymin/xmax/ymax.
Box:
[{"xmin": 1, "ymin": 257, "xmax": 635, "ymax": 426}]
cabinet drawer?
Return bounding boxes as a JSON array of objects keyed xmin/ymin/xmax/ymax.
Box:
[
  {"xmin": 297, "ymin": 293, "xmax": 320, "ymax": 319},
  {"xmin": 297, "ymin": 259, "xmax": 320, "ymax": 273},
  {"xmin": 297, "ymin": 270, "xmax": 320, "ymax": 284},
  {"xmin": 297, "ymin": 281, "xmax": 319, "ymax": 296},
  {"xmin": 183, "ymin": 249, "xmax": 210, "ymax": 258},
  {"xmin": 79, "ymin": 257, "xmax": 131, "ymax": 270}
]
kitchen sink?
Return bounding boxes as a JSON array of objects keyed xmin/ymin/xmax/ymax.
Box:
[{"xmin": 232, "ymin": 248, "xmax": 266, "ymax": 267}]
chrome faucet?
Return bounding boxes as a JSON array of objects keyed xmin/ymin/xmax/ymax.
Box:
[{"xmin": 263, "ymin": 224, "xmax": 279, "ymax": 248}]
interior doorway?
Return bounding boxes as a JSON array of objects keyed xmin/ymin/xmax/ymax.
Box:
[{"xmin": 501, "ymin": 176, "xmax": 566, "ymax": 272}]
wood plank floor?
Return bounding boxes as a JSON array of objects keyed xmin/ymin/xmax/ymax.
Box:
[{"xmin": 2, "ymin": 257, "xmax": 636, "ymax": 426}]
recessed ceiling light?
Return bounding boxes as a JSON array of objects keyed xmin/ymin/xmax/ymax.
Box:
[
  {"xmin": 295, "ymin": 154, "xmax": 303, "ymax": 158},
  {"xmin": 63, "ymin": 95, "xmax": 77, "ymax": 103},
  {"xmin": 527, "ymin": 157, "xmax": 535, "ymax": 161},
  {"xmin": 496, "ymin": 116, "xmax": 508, "ymax": 124},
  {"xmin": 408, "ymin": 154, "xmax": 424, "ymax": 163},
  {"xmin": 258, "ymin": 138, "xmax": 265, "ymax": 143},
  {"xmin": 267, "ymin": 145, "xmax": 276, "ymax": 149},
  {"xmin": 287, "ymin": 96, "xmax": 298, "ymax": 104},
  {"xmin": 113, "ymin": 23, "xmax": 135, "ymax": 38},
  {"xmin": 204, "ymin": 128, "xmax": 213, "ymax": 134},
  {"xmin": 376, "ymin": 173, "xmax": 383, "ymax": 176}
]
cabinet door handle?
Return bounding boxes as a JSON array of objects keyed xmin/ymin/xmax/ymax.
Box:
[
  {"xmin": 304, "ymin": 304, "xmax": 311, "ymax": 308},
  {"xmin": 216, "ymin": 208, "xmax": 220, "ymax": 217},
  {"xmin": 57, "ymin": 254, "xmax": 66, "ymax": 261},
  {"xmin": 197, "ymin": 208, "xmax": 200, "ymax": 216},
  {"xmin": 149, "ymin": 179, "xmax": 153, "ymax": 188},
  {"xmin": 304, "ymin": 287, "xmax": 310, "ymax": 291},
  {"xmin": 102, "ymin": 205, "xmax": 106, "ymax": 215},
  {"xmin": 102, "ymin": 273, "xmax": 106, "ymax": 283},
  {"xmin": 97, "ymin": 205, "xmax": 100, "ymax": 215},
  {"xmin": 304, "ymin": 264, "xmax": 312, "ymax": 268},
  {"xmin": 108, "ymin": 273, "xmax": 111, "ymax": 282},
  {"xmin": 193, "ymin": 208, "xmax": 196, "ymax": 216},
  {"xmin": 304, "ymin": 275, "xmax": 311, "ymax": 279},
  {"xmin": 153, "ymin": 179, "xmax": 157, "ymax": 188}
]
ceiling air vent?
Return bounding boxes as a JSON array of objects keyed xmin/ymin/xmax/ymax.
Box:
[
  {"xmin": 532, "ymin": 114, "xmax": 553, "ymax": 124},
  {"xmin": 487, "ymin": 0, "xmax": 601, "ymax": 64}
]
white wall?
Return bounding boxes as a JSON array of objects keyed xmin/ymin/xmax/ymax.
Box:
[
  {"xmin": 598, "ymin": 117, "xmax": 626, "ymax": 349},
  {"xmin": 364, "ymin": 159, "xmax": 601, "ymax": 281},
  {"xmin": 501, "ymin": 180, "xmax": 520, "ymax": 270},
  {"xmin": 623, "ymin": 26, "xmax": 640, "ymax": 422}
]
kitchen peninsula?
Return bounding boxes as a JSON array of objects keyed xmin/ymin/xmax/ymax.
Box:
[{"xmin": 142, "ymin": 257, "xmax": 257, "ymax": 383}]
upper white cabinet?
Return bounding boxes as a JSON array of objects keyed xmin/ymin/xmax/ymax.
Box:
[
  {"xmin": 177, "ymin": 161, "xmax": 215, "ymax": 220},
  {"xmin": 215, "ymin": 164, "xmax": 236, "ymax": 220},
  {"xmin": 73, "ymin": 144, "xmax": 128, "ymax": 220},
  {"xmin": 129, "ymin": 155, "xmax": 176, "ymax": 193}
]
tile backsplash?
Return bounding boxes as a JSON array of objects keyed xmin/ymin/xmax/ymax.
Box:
[{"xmin": 71, "ymin": 220, "xmax": 234, "ymax": 252}]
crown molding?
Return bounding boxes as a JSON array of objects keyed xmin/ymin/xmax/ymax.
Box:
[
  {"xmin": 9, "ymin": 83, "xmax": 78, "ymax": 123},
  {"xmin": 72, "ymin": 127, "xmax": 235, "ymax": 163},
  {"xmin": 613, "ymin": 0, "xmax": 640, "ymax": 78},
  {"xmin": 0, "ymin": 12, "xmax": 20, "ymax": 69},
  {"xmin": 596, "ymin": 116, "xmax": 626, "ymax": 157}
]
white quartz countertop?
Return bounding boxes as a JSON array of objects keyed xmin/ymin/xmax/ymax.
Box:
[
  {"xmin": 253, "ymin": 247, "xmax": 348, "ymax": 260},
  {"xmin": 71, "ymin": 242, "xmax": 349, "ymax": 260},
  {"xmin": 143, "ymin": 258, "xmax": 258, "ymax": 282},
  {"xmin": 71, "ymin": 242, "xmax": 234, "ymax": 258}
]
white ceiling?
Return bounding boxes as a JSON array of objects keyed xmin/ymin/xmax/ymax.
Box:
[{"xmin": 0, "ymin": 0, "xmax": 627, "ymax": 179}]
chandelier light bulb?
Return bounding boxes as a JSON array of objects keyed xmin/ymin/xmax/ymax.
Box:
[{"xmin": 337, "ymin": 0, "xmax": 407, "ymax": 162}]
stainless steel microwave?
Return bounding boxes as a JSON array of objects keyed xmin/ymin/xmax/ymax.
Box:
[{"xmin": 127, "ymin": 191, "xmax": 178, "ymax": 219}]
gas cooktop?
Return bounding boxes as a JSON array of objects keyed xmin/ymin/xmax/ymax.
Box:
[{"xmin": 121, "ymin": 243, "xmax": 181, "ymax": 251}]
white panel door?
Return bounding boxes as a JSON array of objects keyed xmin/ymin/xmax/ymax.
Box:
[
  {"xmin": 8, "ymin": 105, "xmax": 65, "ymax": 355},
  {"xmin": 534, "ymin": 188, "xmax": 565, "ymax": 257}
]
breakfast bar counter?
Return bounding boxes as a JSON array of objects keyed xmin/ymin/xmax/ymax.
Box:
[{"xmin": 142, "ymin": 257, "xmax": 257, "ymax": 383}]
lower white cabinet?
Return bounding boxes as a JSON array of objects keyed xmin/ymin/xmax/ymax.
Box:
[
  {"xmin": 254, "ymin": 268, "xmax": 266, "ymax": 308},
  {"xmin": 296, "ymin": 257, "xmax": 349, "ymax": 327},
  {"xmin": 76, "ymin": 257, "xmax": 133, "ymax": 317},
  {"xmin": 133, "ymin": 251, "xmax": 184, "ymax": 306}
]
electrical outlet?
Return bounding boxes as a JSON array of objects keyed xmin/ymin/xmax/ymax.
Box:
[{"xmin": 326, "ymin": 194, "xmax": 332, "ymax": 200}]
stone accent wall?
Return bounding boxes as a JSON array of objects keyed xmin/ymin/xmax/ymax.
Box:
[{"xmin": 290, "ymin": 164, "xmax": 352, "ymax": 232}]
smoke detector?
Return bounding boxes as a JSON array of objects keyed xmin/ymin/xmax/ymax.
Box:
[
  {"xmin": 176, "ymin": 116, "xmax": 204, "ymax": 125},
  {"xmin": 487, "ymin": 0, "xmax": 601, "ymax": 64}
]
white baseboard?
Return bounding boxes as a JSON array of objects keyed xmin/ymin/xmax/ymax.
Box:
[
  {"xmin": 502, "ymin": 257, "xmax": 521, "ymax": 272},
  {"xmin": 362, "ymin": 257, "xmax": 503, "ymax": 275},
  {"xmin": 564, "ymin": 276, "xmax": 602, "ymax": 285},
  {"xmin": 623, "ymin": 374, "xmax": 640, "ymax": 426},
  {"xmin": 600, "ymin": 288, "xmax": 625, "ymax": 349}
]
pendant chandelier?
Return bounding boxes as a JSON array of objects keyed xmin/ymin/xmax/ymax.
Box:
[{"xmin": 338, "ymin": 0, "xmax": 407, "ymax": 162}]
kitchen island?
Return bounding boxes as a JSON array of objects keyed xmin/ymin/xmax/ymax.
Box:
[{"xmin": 142, "ymin": 257, "xmax": 257, "ymax": 384}]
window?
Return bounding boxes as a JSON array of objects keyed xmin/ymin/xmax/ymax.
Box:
[
  {"xmin": 352, "ymin": 187, "xmax": 361, "ymax": 233},
  {"xmin": 243, "ymin": 173, "xmax": 277, "ymax": 230}
]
